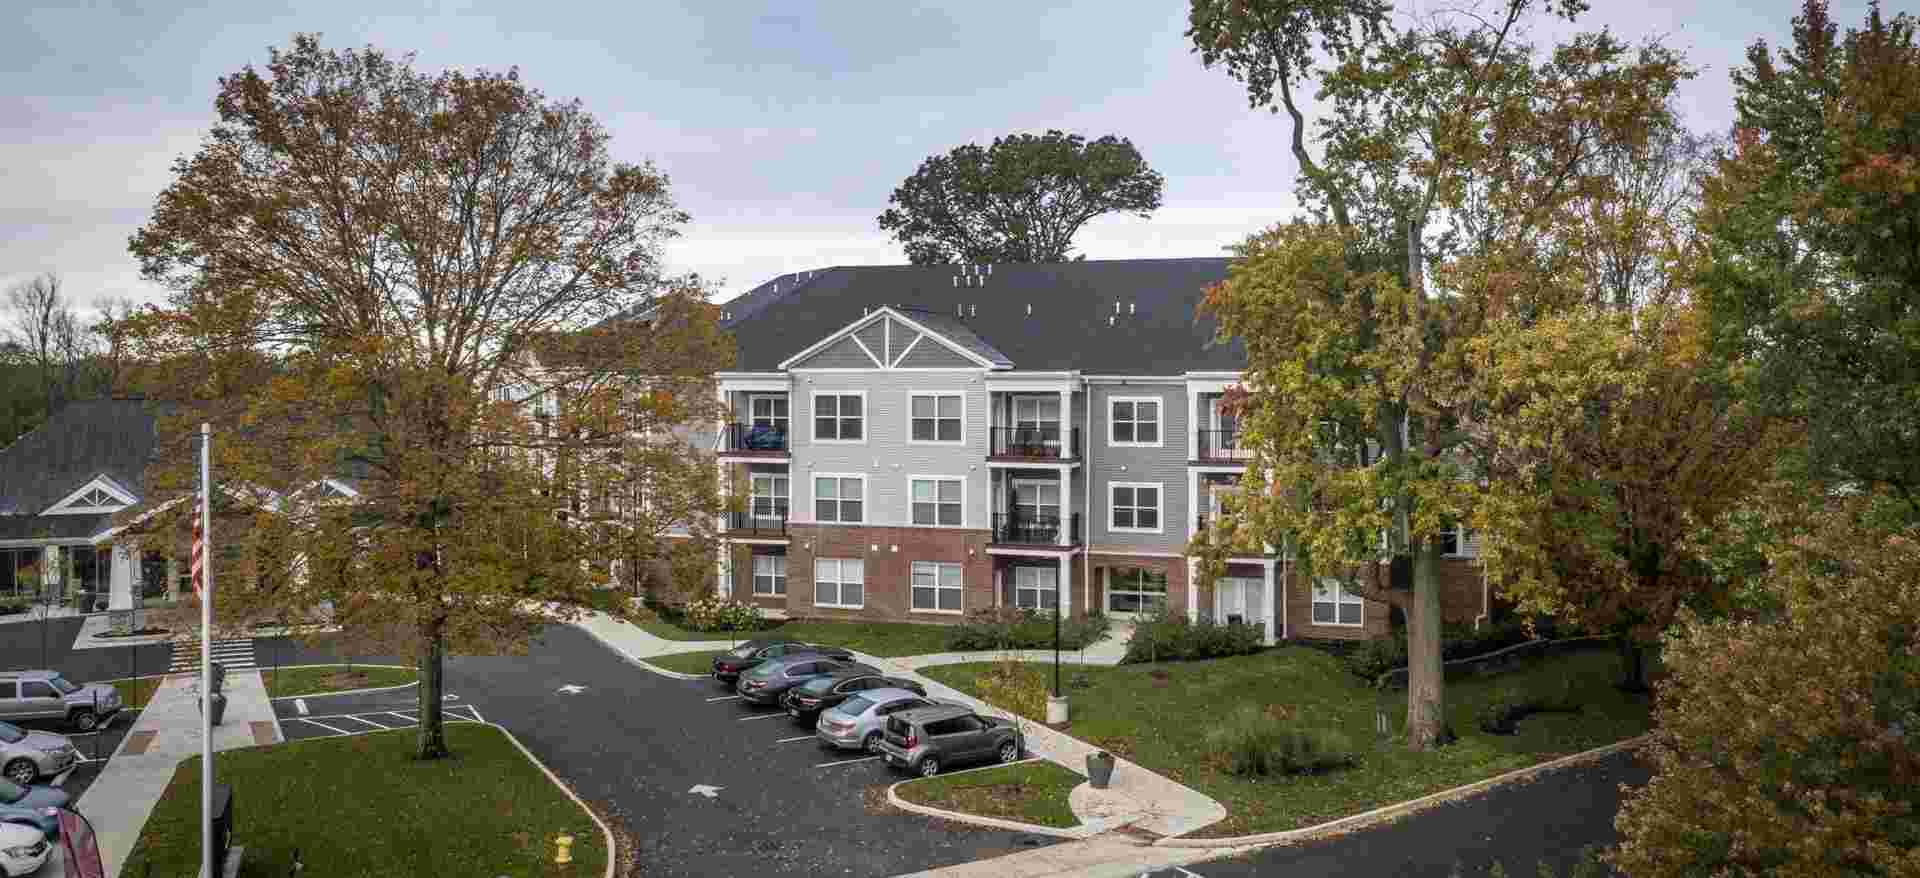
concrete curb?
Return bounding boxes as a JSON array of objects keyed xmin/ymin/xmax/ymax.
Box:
[
  {"xmin": 1154, "ymin": 734, "xmax": 1652, "ymax": 848},
  {"xmin": 885, "ymin": 759, "xmax": 1091, "ymax": 840},
  {"xmin": 566, "ymin": 619, "xmax": 717, "ymax": 681},
  {"xmin": 489, "ymin": 722, "xmax": 619, "ymax": 878},
  {"xmin": 258, "ymin": 664, "xmax": 420, "ymax": 700}
]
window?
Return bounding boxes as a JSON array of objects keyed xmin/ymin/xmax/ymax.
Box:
[
  {"xmin": 749, "ymin": 395, "xmax": 789, "ymax": 433},
  {"xmin": 1438, "ymin": 525, "xmax": 1477, "ymax": 558},
  {"xmin": 20, "ymin": 682, "xmax": 52, "ymax": 699},
  {"xmin": 1106, "ymin": 567, "xmax": 1169, "ymax": 614},
  {"xmin": 1312, "ymin": 578, "xmax": 1366, "ymax": 627},
  {"xmin": 1109, "ymin": 397, "xmax": 1161, "ymax": 445},
  {"xmin": 813, "ymin": 393, "xmax": 864, "ymax": 442},
  {"xmin": 814, "ymin": 476, "xmax": 865, "ymax": 523},
  {"xmin": 749, "ymin": 473, "xmax": 789, "ymax": 523},
  {"xmin": 1013, "ymin": 397, "xmax": 1062, "ymax": 444},
  {"xmin": 1109, "ymin": 483, "xmax": 1162, "ymax": 532},
  {"xmin": 814, "ymin": 558, "xmax": 865, "ymax": 608},
  {"xmin": 911, "ymin": 478, "xmax": 963, "ymax": 526},
  {"xmin": 1010, "ymin": 565, "xmax": 1058, "ymax": 610},
  {"xmin": 911, "ymin": 394, "xmax": 964, "ymax": 443},
  {"xmin": 912, "ymin": 561, "xmax": 964, "ymax": 613},
  {"xmin": 1012, "ymin": 480, "xmax": 1061, "ymax": 522},
  {"xmin": 752, "ymin": 554, "xmax": 787, "ymax": 596},
  {"xmin": 0, "ymin": 683, "xmax": 13, "ymax": 699}
]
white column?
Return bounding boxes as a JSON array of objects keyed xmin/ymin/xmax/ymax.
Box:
[
  {"xmin": 1188, "ymin": 469, "xmax": 1201, "ymax": 543},
  {"xmin": 108, "ymin": 544, "xmax": 134, "ymax": 611},
  {"xmin": 1261, "ymin": 558, "xmax": 1278, "ymax": 646},
  {"xmin": 1056, "ymin": 465, "xmax": 1071, "ymax": 546},
  {"xmin": 716, "ymin": 540, "xmax": 731, "ymax": 598},
  {"xmin": 1058, "ymin": 389, "xmax": 1072, "ymax": 458},
  {"xmin": 1187, "ymin": 389, "xmax": 1199, "ymax": 461},
  {"xmin": 1186, "ymin": 557, "xmax": 1199, "ymax": 623},
  {"xmin": 1057, "ymin": 554, "xmax": 1071, "ymax": 616}
]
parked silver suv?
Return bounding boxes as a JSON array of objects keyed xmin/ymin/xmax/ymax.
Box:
[
  {"xmin": 877, "ymin": 704, "xmax": 1023, "ymax": 777},
  {"xmin": 0, "ymin": 672, "xmax": 120, "ymax": 732}
]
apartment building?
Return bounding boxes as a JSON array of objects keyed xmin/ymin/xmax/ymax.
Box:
[{"xmin": 706, "ymin": 259, "xmax": 1487, "ymax": 644}]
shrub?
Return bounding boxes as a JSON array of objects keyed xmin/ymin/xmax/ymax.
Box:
[
  {"xmin": 945, "ymin": 608, "xmax": 1111, "ymax": 651},
  {"xmin": 1122, "ymin": 611, "xmax": 1265, "ymax": 663},
  {"xmin": 0, "ymin": 600, "xmax": 29, "ymax": 617},
  {"xmin": 680, "ymin": 596, "xmax": 767, "ymax": 633},
  {"xmin": 1204, "ymin": 705, "xmax": 1357, "ymax": 777},
  {"xmin": 1340, "ymin": 617, "xmax": 1572, "ymax": 680},
  {"xmin": 1476, "ymin": 679, "xmax": 1582, "ymax": 735},
  {"xmin": 973, "ymin": 658, "xmax": 1050, "ymax": 723}
]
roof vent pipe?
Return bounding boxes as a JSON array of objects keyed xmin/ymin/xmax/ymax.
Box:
[
  {"xmin": 1108, "ymin": 315, "xmax": 1115, "ymax": 327},
  {"xmin": 1113, "ymin": 302, "xmax": 1120, "ymax": 314},
  {"xmin": 952, "ymin": 276, "xmax": 958, "ymax": 288},
  {"xmin": 1026, "ymin": 303, "xmax": 1032, "ymax": 316},
  {"xmin": 969, "ymin": 303, "xmax": 976, "ymax": 317},
  {"xmin": 1130, "ymin": 302, "xmax": 1136, "ymax": 315}
]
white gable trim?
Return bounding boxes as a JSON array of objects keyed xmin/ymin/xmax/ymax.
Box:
[
  {"xmin": 890, "ymin": 332, "xmax": 926, "ymax": 367},
  {"xmin": 42, "ymin": 475, "xmax": 139, "ymax": 516},
  {"xmin": 776, "ymin": 307, "xmax": 1003, "ymax": 372}
]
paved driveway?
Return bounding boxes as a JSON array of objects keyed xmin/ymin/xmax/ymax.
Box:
[{"xmin": 286, "ymin": 624, "xmax": 1056, "ymax": 877}]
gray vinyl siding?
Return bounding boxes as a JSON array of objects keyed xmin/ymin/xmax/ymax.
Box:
[
  {"xmin": 855, "ymin": 320, "xmax": 887, "ymax": 363},
  {"xmin": 895, "ymin": 338, "xmax": 976, "ymax": 369},
  {"xmin": 885, "ymin": 317, "xmax": 913, "ymax": 362},
  {"xmin": 792, "ymin": 371, "xmax": 990, "ymax": 529},
  {"xmin": 1088, "ymin": 382, "xmax": 1189, "ymax": 553},
  {"xmin": 792, "ymin": 336, "xmax": 880, "ymax": 370}
]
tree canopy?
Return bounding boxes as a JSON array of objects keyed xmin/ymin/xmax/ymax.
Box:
[{"xmin": 876, "ymin": 130, "xmax": 1164, "ymax": 264}]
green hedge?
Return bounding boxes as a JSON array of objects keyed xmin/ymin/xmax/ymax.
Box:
[
  {"xmin": 1121, "ymin": 612, "xmax": 1265, "ymax": 663},
  {"xmin": 945, "ymin": 608, "xmax": 1111, "ymax": 651},
  {"xmin": 1204, "ymin": 704, "xmax": 1358, "ymax": 777}
]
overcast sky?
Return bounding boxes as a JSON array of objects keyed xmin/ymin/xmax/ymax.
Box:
[{"xmin": 0, "ymin": 0, "xmax": 1870, "ymax": 310}]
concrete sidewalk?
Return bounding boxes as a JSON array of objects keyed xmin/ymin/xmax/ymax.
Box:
[
  {"xmin": 79, "ymin": 670, "xmax": 281, "ymax": 878},
  {"xmin": 893, "ymin": 834, "xmax": 1245, "ymax": 878}
]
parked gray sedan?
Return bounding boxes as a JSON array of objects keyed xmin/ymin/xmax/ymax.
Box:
[
  {"xmin": 814, "ymin": 688, "xmax": 939, "ymax": 753},
  {"xmin": 0, "ymin": 723, "xmax": 75, "ymax": 786},
  {"xmin": 735, "ymin": 655, "xmax": 874, "ymax": 706}
]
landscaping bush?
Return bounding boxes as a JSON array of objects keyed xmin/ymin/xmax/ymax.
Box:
[
  {"xmin": 680, "ymin": 596, "xmax": 768, "ymax": 633},
  {"xmin": 973, "ymin": 659, "xmax": 1050, "ymax": 724},
  {"xmin": 0, "ymin": 600, "xmax": 29, "ymax": 617},
  {"xmin": 1204, "ymin": 705, "xmax": 1357, "ymax": 777},
  {"xmin": 1122, "ymin": 611, "xmax": 1264, "ymax": 663},
  {"xmin": 945, "ymin": 608, "xmax": 1111, "ymax": 651},
  {"xmin": 1475, "ymin": 679, "xmax": 1582, "ymax": 735},
  {"xmin": 1338, "ymin": 616, "xmax": 1571, "ymax": 680}
]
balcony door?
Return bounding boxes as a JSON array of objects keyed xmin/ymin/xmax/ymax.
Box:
[
  {"xmin": 1214, "ymin": 576, "xmax": 1264, "ymax": 629},
  {"xmin": 1209, "ymin": 396, "xmax": 1246, "ymax": 459},
  {"xmin": 748, "ymin": 473, "xmax": 789, "ymax": 528},
  {"xmin": 1009, "ymin": 479, "xmax": 1060, "ymax": 542},
  {"xmin": 747, "ymin": 394, "xmax": 789, "ymax": 447},
  {"xmin": 1011, "ymin": 396, "xmax": 1061, "ymax": 453}
]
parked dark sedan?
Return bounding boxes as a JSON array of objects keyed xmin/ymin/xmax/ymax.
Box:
[
  {"xmin": 709, "ymin": 639, "xmax": 855, "ymax": 683},
  {"xmin": 736, "ymin": 656, "xmax": 875, "ymax": 705},
  {"xmin": 781, "ymin": 669, "xmax": 927, "ymax": 723}
]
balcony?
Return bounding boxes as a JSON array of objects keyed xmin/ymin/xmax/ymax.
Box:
[
  {"xmin": 991, "ymin": 512, "xmax": 1082, "ymax": 547},
  {"xmin": 1195, "ymin": 429, "xmax": 1252, "ymax": 464},
  {"xmin": 725, "ymin": 509, "xmax": 789, "ymax": 539},
  {"xmin": 1194, "ymin": 512, "xmax": 1271, "ymax": 556},
  {"xmin": 988, "ymin": 427, "xmax": 1081, "ymax": 462},
  {"xmin": 721, "ymin": 423, "xmax": 790, "ymax": 458}
]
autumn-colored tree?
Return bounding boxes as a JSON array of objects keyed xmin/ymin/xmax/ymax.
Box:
[
  {"xmin": 122, "ymin": 35, "xmax": 729, "ymax": 759},
  {"xmin": 1610, "ymin": 492, "xmax": 1920, "ymax": 877},
  {"xmin": 876, "ymin": 130, "xmax": 1165, "ymax": 265},
  {"xmin": 1697, "ymin": 0, "xmax": 1920, "ymax": 519},
  {"xmin": 1188, "ymin": 0, "xmax": 1688, "ymax": 749}
]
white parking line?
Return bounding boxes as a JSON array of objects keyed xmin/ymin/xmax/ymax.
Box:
[
  {"xmin": 384, "ymin": 712, "xmax": 418, "ymax": 724},
  {"xmin": 815, "ymin": 755, "xmax": 881, "ymax": 769},
  {"xmin": 291, "ymin": 717, "xmax": 354, "ymax": 736},
  {"xmin": 737, "ymin": 712, "xmax": 788, "ymax": 722},
  {"xmin": 342, "ymin": 715, "xmax": 391, "ymax": 730},
  {"xmin": 774, "ymin": 735, "xmax": 816, "ymax": 744},
  {"xmin": 294, "ymin": 699, "xmax": 308, "ymax": 716},
  {"xmin": 705, "ymin": 695, "xmax": 743, "ymax": 702}
]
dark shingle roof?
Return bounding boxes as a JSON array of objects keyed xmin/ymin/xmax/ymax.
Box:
[
  {"xmin": 890, "ymin": 309, "xmax": 1015, "ymax": 368},
  {"xmin": 721, "ymin": 258, "xmax": 1242, "ymax": 374},
  {"xmin": 0, "ymin": 514, "xmax": 112, "ymax": 541},
  {"xmin": 0, "ymin": 399, "xmax": 159, "ymax": 517}
]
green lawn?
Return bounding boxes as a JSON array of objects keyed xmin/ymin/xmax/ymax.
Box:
[
  {"xmin": 647, "ymin": 650, "xmax": 726, "ymax": 676},
  {"xmin": 921, "ymin": 646, "xmax": 1651, "ymax": 838},
  {"xmin": 632, "ymin": 618, "xmax": 957, "ymax": 656},
  {"xmin": 895, "ymin": 760, "xmax": 1085, "ymax": 829},
  {"xmin": 109, "ymin": 676, "xmax": 165, "ymax": 709},
  {"xmin": 262, "ymin": 665, "xmax": 418, "ymax": 698},
  {"xmin": 122, "ymin": 724, "xmax": 607, "ymax": 878}
]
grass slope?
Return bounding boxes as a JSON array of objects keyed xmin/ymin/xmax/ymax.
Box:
[
  {"xmin": 922, "ymin": 646, "xmax": 1650, "ymax": 837},
  {"xmin": 262, "ymin": 665, "xmax": 418, "ymax": 698},
  {"xmin": 895, "ymin": 761, "xmax": 1085, "ymax": 829},
  {"xmin": 646, "ymin": 650, "xmax": 726, "ymax": 676},
  {"xmin": 108, "ymin": 677, "xmax": 164, "ymax": 710},
  {"xmin": 122, "ymin": 724, "xmax": 606, "ymax": 878},
  {"xmin": 627, "ymin": 616, "xmax": 956, "ymax": 657}
]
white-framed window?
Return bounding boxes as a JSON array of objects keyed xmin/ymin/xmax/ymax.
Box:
[
  {"xmin": 910, "ymin": 477, "xmax": 964, "ymax": 527},
  {"xmin": 1109, "ymin": 397, "xmax": 1162, "ymax": 446},
  {"xmin": 1011, "ymin": 479, "xmax": 1061, "ymax": 522},
  {"xmin": 910, "ymin": 393, "xmax": 965, "ymax": 443},
  {"xmin": 1106, "ymin": 566, "xmax": 1169, "ymax": 614},
  {"xmin": 814, "ymin": 475, "xmax": 865, "ymax": 523},
  {"xmin": 752, "ymin": 554, "xmax": 787, "ymax": 596},
  {"xmin": 1312, "ymin": 578, "xmax": 1366, "ymax": 627},
  {"xmin": 1010, "ymin": 565, "xmax": 1058, "ymax": 610},
  {"xmin": 1013, "ymin": 396, "xmax": 1062, "ymax": 444},
  {"xmin": 1109, "ymin": 482, "xmax": 1162, "ymax": 533},
  {"xmin": 814, "ymin": 558, "xmax": 865, "ymax": 609},
  {"xmin": 911, "ymin": 561, "xmax": 964, "ymax": 613},
  {"xmin": 749, "ymin": 473, "xmax": 789, "ymax": 522},
  {"xmin": 813, "ymin": 392, "xmax": 865, "ymax": 442},
  {"xmin": 749, "ymin": 394, "xmax": 789, "ymax": 433},
  {"xmin": 1437, "ymin": 525, "xmax": 1478, "ymax": 558}
]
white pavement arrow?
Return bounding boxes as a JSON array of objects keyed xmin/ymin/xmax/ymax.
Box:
[
  {"xmin": 687, "ymin": 784, "xmax": 723, "ymax": 799},
  {"xmin": 556, "ymin": 684, "xmax": 587, "ymax": 695}
]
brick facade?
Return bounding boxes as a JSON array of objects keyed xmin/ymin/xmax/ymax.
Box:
[
  {"xmin": 1275, "ymin": 557, "xmax": 1486, "ymax": 641},
  {"xmin": 768, "ymin": 524, "xmax": 996, "ymax": 623}
]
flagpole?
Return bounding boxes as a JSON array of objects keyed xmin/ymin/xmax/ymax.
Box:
[{"xmin": 199, "ymin": 422, "xmax": 212, "ymax": 878}]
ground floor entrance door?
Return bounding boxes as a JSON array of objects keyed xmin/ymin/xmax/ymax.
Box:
[{"xmin": 1215, "ymin": 576, "xmax": 1265, "ymax": 632}]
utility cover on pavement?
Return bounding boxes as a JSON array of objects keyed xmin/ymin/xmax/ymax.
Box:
[
  {"xmin": 556, "ymin": 684, "xmax": 586, "ymax": 695},
  {"xmin": 687, "ymin": 785, "xmax": 723, "ymax": 798}
]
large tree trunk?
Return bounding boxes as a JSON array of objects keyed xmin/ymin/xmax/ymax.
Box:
[
  {"xmin": 1404, "ymin": 543, "xmax": 1450, "ymax": 750},
  {"xmin": 1617, "ymin": 637, "xmax": 1652, "ymax": 693},
  {"xmin": 416, "ymin": 621, "xmax": 449, "ymax": 759}
]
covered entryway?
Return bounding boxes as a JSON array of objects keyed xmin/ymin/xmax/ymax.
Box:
[{"xmin": 1214, "ymin": 575, "xmax": 1264, "ymax": 629}]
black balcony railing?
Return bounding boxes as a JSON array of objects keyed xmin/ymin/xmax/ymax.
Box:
[
  {"xmin": 726, "ymin": 509, "xmax": 789, "ymax": 537},
  {"xmin": 721, "ymin": 423, "xmax": 790, "ymax": 455},
  {"xmin": 1196, "ymin": 429, "xmax": 1252, "ymax": 462},
  {"xmin": 989, "ymin": 426, "xmax": 1080, "ymax": 460},
  {"xmin": 991, "ymin": 512, "xmax": 1081, "ymax": 546}
]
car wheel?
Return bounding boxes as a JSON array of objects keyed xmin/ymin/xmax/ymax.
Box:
[
  {"xmin": 917, "ymin": 756, "xmax": 941, "ymax": 777},
  {"xmin": 998, "ymin": 740, "xmax": 1019, "ymax": 763},
  {"xmin": 70, "ymin": 710, "xmax": 97, "ymax": 732},
  {"xmin": 862, "ymin": 731, "xmax": 882, "ymax": 753},
  {"xmin": 1, "ymin": 759, "xmax": 34, "ymax": 786}
]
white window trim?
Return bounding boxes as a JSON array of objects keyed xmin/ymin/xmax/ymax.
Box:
[
  {"xmin": 748, "ymin": 473, "xmax": 790, "ymax": 520},
  {"xmin": 813, "ymin": 557, "xmax": 866, "ymax": 609},
  {"xmin": 1108, "ymin": 481, "xmax": 1165, "ymax": 534},
  {"xmin": 909, "ymin": 560, "xmax": 965, "ymax": 615},
  {"xmin": 906, "ymin": 391, "xmax": 967, "ymax": 445},
  {"xmin": 752, "ymin": 554, "xmax": 787, "ymax": 596},
  {"xmin": 1010, "ymin": 478, "xmax": 1062, "ymax": 520},
  {"xmin": 909, "ymin": 475, "xmax": 968, "ymax": 529},
  {"xmin": 1010, "ymin": 564, "xmax": 1060, "ymax": 610},
  {"xmin": 811, "ymin": 473, "xmax": 867, "ymax": 524},
  {"xmin": 747, "ymin": 393, "xmax": 791, "ymax": 429},
  {"xmin": 1107, "ymin": 395, "xmax": 1166, "ymax": 448},
  {"xmin": 1312, "ymin": 578, "xmax": 1367, "ymax": 628},
  {"xmin": 1105, "ymin": 566, "xmax": 1171, "ymax": 613},
  {"xmin": 811, "ymin": 391, "xmax": 869, "ymax": 445}
]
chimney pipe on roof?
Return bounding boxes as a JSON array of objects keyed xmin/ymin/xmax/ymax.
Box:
[
  {"xmin": 1130, "ymin": 302, "xmax": 1136, "ymax": 315},
  {"xmin": 952, "ymin": 276, "xmax": 958, "ymax": 288},
  {"xmin": 1108, "ymin": 315, "xmax": 1115, "ymax": 327},
  {"xmin": 969, "ymin": 303, "xmax": 976, "ymax": 317}
]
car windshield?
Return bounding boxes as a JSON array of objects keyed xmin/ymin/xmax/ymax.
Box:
[
  {"xmin": 47, "ymin": 677, "xmax": 78, "ymax": 695},
  {"xmin": 0, "ymin": 780, "xmax": 24, "ymax": 804},
  {"xmin": 0, "ymin": 723, "xmax": 22, "ymax": 744},
  {"xmin": 837, "ymin": 695, "xmax": 874, "ymax": 716}
]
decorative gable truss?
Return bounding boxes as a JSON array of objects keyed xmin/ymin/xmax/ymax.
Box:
[
  {"xmin": 42, "ymin": 475, "xmax": 139, "ymax": 515},
  {"xmin": 779, "ymin": 307, "xmax": 1007, "ymax": 372}
]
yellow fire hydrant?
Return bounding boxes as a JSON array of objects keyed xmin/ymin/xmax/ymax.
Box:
[{"xmin": 554, "ymin": 834, "xmax": 574, "ymax": 865}]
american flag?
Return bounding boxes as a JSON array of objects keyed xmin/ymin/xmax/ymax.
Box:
[{"xmin": 189, "ymin": 494, "xmax": 205, "ymax": 600}]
